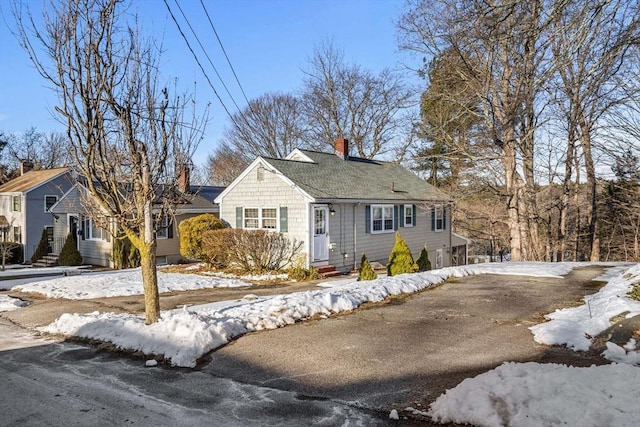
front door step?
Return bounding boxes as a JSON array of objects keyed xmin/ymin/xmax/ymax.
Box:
[{"xmin": 315, "ymin": 265, "xmax": 342, "ymax": 278}]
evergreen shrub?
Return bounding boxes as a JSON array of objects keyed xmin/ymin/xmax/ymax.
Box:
[{"xmin": 386, "ymin": 232, "xmax": 417, "ymax": 276}]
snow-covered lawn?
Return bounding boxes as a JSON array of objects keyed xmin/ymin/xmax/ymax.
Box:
[
  {"xmin": 12, "ymin": 268, "xmax": 249, "ymax": 299},
  {"xmin": 9, "ymin": 261, "xmax": 640, "ymax": 426},
  {"xmin": 531, "ymin": 264, "xmax": 640, "ymax": 362}
]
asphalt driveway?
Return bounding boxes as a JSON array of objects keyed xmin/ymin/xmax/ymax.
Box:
[{"xmin": 201, "ymin": 266, "xmax": 610, "ymax": 416}]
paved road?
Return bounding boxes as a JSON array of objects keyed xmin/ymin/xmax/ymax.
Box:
[
  {"xmin": 0, "ymin": 318, "xmax": 385, "ymax": 426},
  {"xmin": 0, "ymin": 266, "xmax": 609, "ymax": 426}
]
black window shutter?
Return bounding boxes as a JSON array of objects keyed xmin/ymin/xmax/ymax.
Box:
[
  {"xmin": 431, "ymin": 208, "xmax": 435, "ymax": 231},
  {"xmin": 81, "ymin": 216, "xmax": 86, "ymax": 240},
  {"xmin": 235, "ymin": 207, "xmax": 243, "ymax": 228},
  {"xmin": 394, "ymin": 205, "xmax": 399, "ymax": 230},
  {"xmin": 365, "ymin": 205, "xmax": 371, "ymax": 233},
  {"xmin": 399, "ymin": 205, "xmax": 405, "ymax": 228},
  {"xmin": 279, "ymin": 207, "xmax": 288, "ymax": 232},
  {"xmin": 413, "ymin": 205, "xmax": 417, "ymax": 226},
  {"xmin": 443, "ymin": 207, "xmax": 447, "ymax": 230},
  {"xmin": 167, "ymin": 217, "xmax": 174, "ymax": 239}
]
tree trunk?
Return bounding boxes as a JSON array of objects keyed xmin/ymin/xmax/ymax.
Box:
[
  {"xmin": 558, "ymin": 128, "xmax": 576, "ymax": 262},
  {"xmin": 503, "ymin": 140, "xmax": 523, "ymax": 261},
  {"xmin": 580, "ymin": 129, "xmax": 599, "ymax": 261},
  {"xmin": 140, "ymin": 242, "xmax": 160, "ymax": 324}
]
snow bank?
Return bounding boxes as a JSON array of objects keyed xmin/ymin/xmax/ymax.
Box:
[
  {"xmin": 428, "ymin": 362, "xmax": 640, "ymax": 427},
  {"xmin": 0, "ymin": 295, "xmax": 29, "ymax": 312},
  {"xmin": 39, "ymin": 270, "xmax": 449, "ymax": 366},
  {"xmin": 530, "ymin": 264, "xmax": 640, "ymax": 357}
]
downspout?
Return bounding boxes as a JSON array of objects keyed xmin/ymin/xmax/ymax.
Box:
[
  {"xmin": 353, "ymin": 203, "xmax": 358, "ymax": 270},
  {"xmin": 448, "ymin": 203, "xmax": 453, "ymax": 267}
]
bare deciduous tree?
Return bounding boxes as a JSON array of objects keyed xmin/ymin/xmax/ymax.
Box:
[
  {"xmin": 223, "ymin": 92, "xmax": 307, "ymax": 159},
  {"xmin": 4, "ymin": 127, "xmax": 72, "ymax": 170},
  {"xmin": 399, "ymin": 0, "xmax": 552, "ymax": 260},
  {"xmin": 206, "ymin": 144, "xmax": 250, "ymax": 186},
  {"xmin": 549, "ymin": 0, "xmax": 640, "ymax": 261},
  {"xmin": 14, "ymin": 0, "xmax": 207, "ymax": 323},
  {"xmin": 300, "ymin": 41, "xmax": 414, "ymax": 160}
]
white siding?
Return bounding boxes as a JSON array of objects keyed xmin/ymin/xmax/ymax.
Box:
[{"xmin": 219, "ymin": 163, "xmax": 310, "ymax": 263}]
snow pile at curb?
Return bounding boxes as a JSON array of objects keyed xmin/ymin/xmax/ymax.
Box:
[
  {"xmin": 530, "ymin": 263, "xmax": 640, "ymax": 361},
  {"xmin": 39, "ymin": 269, "xmax": 450, "ymax": 367},
  {"xmin": 428, "ymin": 362, "xmax": 640, "ymax": 427}
]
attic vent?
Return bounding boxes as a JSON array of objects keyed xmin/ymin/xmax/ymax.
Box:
[{"xmin": 257, "ymin": 164, "xmax": 264, "ymax": 181}]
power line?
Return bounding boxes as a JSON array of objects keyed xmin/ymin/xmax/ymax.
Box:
[
  {"xmin": 162, "ymin": 0, "xmax": 239, "ymax": 127},
  {"xmin": 171, "ymin": 0, "xmax": 243, "ymax": 113},
  {"xmin": 199, "ymin": 0, "xmax": 253, "ymax": 107}
]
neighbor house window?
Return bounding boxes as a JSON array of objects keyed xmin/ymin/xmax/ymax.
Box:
[
  {"xmin": 12, "ymin": 196, "xmax": 21, "ymax": 212},
  {"xmin": 371, "ymin": 205, "xmax": 394, "ymax": 233},
  {"xmin": 243, "ymin": 207, "xmax": 278, "ymax": 230},
  {"xmin": 44, "ymin": 195, "xmax": 58, "ymax": 211},
  {"xmin": 13, "ymin": 226, "xmax": 21, "ymax": 242},
  {"xmin": 156, "ymin": 216, "xmax": 170, "ymax": 239},
  {"xmin": 404, "ymin": 205, "xmax": 414, "ymax": 227},
  {"xmin": 87, "ymin": 218, "xmax": 111, "ymax": 242}
]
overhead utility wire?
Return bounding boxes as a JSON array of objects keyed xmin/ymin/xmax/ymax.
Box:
[
  {"xmin": 172, "ymin": 0, "xmax": 243, "ymax": 113},
  {"xmin": 162, "ymin": 0, "xmax": 240, "ymax": 127},
  {"xmin": 199, "ymin": 0, "xmax": 253, "ymax": 107}
]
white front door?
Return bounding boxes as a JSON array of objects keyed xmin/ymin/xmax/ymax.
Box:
[{"xmin": 313, "ymin": 206, "xmax": 329, "ymax": 262}]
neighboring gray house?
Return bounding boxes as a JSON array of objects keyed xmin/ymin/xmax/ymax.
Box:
[
  {"xmin": 0, "ymin": 163, "xmax": 74, "ymax": 262},
  {"xmin": 215, "ymin": 139, "xmax": 457, "ymax": 273},
  {"xmin": 50, "ymin": 180, "xmax": 221, "ymax": 267}
]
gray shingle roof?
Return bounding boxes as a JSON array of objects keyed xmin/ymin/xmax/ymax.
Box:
[{"xmin": 264, "ymin": 150, "xmax": 450, "ymax": 202}]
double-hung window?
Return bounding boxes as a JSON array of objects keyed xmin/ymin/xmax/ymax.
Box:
[
  {"xmin": 87, "ymin": 218, "xmax": 111, "ymax": 242},
  {"xmin": 13, "ymin": 226, "xmax": 21, "ymax": 242},
  {"xmin": 244, "ymin": 208, "xmax": 260, "ymax": 229},
  {"xmin": 371, "ymin": 205, "xmax": 394, "ymax": 233},
  {"xmin": 12, "ymin": 196, "xmax": 21, "ymax": 212},
  {"xmin": 243, "ymin": 207, "xmax": 278, "ymax": 230},
  {"xmin": 434, "ymin": 205, "xmax": 444, "ymax": 231},
  {"xmin": 261, "ymin": 208, "xmax": 277, "ymax": 229},
  {"xmin": 44, "ymin": 195, "xmax": 58, "ymax": 211},
  {"xmin": 404, "ymin": 205, "xmax": 414, "ymax": 227},
  {"xmin": 156, "ymin": 216, "xmax": 170, "ymax": 239}
]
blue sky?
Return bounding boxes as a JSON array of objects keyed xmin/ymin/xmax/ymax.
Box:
[{"xmin": 0, "ymin": 0, "xmax": 419, "ymax": 165}]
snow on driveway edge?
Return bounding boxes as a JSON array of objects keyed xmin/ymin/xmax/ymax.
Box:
[{"xmin": 39, "ymin": 262, "xmax": 636, "ymax": 368}]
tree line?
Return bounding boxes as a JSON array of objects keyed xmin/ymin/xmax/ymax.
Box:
[{"xmin": 398, "ymin": 0, "xmax": 640, "ymax": 262}]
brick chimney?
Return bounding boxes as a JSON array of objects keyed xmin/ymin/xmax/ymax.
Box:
[
  {"xmin": 335, "ymin": 138, "xmax": 349, "ymax": 159},
  {"xmin": 177, "ymin": 164, "xmax": 190, "ymax": 193},
  {"xmin": 20, "ymin": 160, "xmax": 34, "ymax": 175}
]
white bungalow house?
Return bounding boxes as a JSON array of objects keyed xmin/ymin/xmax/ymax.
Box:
[{"xmin": 215, "ymin": 139, "xmax": 459, "ymax": 273}]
